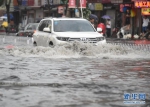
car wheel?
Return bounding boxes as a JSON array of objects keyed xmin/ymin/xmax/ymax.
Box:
[
  {"xmin": 33, "ymin": 41, "xmax": 37, "ymax": 46},
  {"xmin": 119, "ymin": 33, "xmax": 123, "ymax": 38},
  {"xmin": 49, "ymin": 41, "xmax": 55, "ymax": 48}
]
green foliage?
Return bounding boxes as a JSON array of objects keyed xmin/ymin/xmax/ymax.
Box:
[
  {"xmin": 83, "ymin": 8, "xmax": 91, "ymax": 20},
  {"xmin": 61, "ymin": 0, "xmax": 68, "ymax": 4},
  {"xmin": 0, "ymin": 0, "xmax": 4, "ymax": 6}
]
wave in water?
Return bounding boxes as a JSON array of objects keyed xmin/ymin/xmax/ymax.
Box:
[{"xmin": 0, "ymin": 41, "xmax": 150, "ymax": 59}]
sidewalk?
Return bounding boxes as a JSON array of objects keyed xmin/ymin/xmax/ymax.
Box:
[
  {"xmin": 0, "ymin": 31, "xmax": 16, "ymax": 36},
  {"xmin": 106, "ymin": 38, "xmax": 150, "ymax": 44}
]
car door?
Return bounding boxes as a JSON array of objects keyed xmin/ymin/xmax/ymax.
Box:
[
  {"xmin": 43, "ymin": 20, "xmax": 52, "ymax": 47},
  {"xmin": 34, "ymin": 21, "xmax": 45, "ymax": 46}
]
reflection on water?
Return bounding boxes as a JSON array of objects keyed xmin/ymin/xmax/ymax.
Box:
[
  {"xmin": 0, "ymin": 36, "xmax": 150, "ymax": 107},
  {"xmin": 0, "ymin": 57, "xmax": 150, "ymax": 107}
]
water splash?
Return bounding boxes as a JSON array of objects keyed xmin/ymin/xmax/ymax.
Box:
[{"xmin": 0, "ymin": 41, "xmax": 150, "ymax": 59}]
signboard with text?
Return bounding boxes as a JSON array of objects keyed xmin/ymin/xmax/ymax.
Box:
[
  {"xmin": 79, "ymin": 0, "xmax": 86, "ymax": 8},
  {"xmin": 69, "ymin": 0, "xmax": 86, "ymax": 8},
  {"xmin": 69, "ymin": 0, "xmax": 76, "ymax": 8},
  {"xmin": 88, "ymin": 3, "xmax": 103, "ymax": 10},
  {"xmin": 141, "ymin": 8, "xmax": 150, "ymax": 15},
  {"xmin": 135, "ymin": 1, "xmax": 150, "ymax": 8}
]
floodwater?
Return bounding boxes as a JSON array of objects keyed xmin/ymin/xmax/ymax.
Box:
[{"xmin": 0, "ymin": 35, "xmax": 150, "ymax": 107}]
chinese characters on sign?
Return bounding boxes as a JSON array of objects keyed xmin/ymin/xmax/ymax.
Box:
[
  {"xmin": 124, "ymin": 93, "xmax": 146, "ymax": 104},
  {"xmin": 135, "ymin": 1, "xmax": 150, "ymax": 8}
]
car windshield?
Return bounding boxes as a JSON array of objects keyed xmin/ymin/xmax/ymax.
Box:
[
  {"xmin": 31, "ymin": 24, "xmax": 38, "ymax": 29},
  {"xmin": 26, "ymin": 23, "xmax": 38, "ymax": 30},
  {"xmin": 53, "ymin": 20, "xmax": 95, "ymax": 32}
]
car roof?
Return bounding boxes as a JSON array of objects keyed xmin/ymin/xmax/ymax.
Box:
[{"xmin": 42, "ymin": 17, "xmax": 87, "ymax": 21}]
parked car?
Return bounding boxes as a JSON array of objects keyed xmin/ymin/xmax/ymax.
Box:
[
  {"xmin": 32, "ymin": 18, "xmax": 106, "ymax": 47},
  {"xmin": 16, "ymin": 23, "xmax": 38, "ymax": 37}
]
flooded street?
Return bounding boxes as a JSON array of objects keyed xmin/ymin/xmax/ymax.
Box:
[{"xmin": 0, "ymin": 35, "xmax": 150, "ymax": 107}]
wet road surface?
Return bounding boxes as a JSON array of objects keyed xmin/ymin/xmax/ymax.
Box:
[{"xmin": 0, "ymin": 35, "xmax": 150, "ymax": 107}]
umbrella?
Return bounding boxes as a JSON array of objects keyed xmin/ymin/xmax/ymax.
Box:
[
  {"xmin": 101, "ymin": 15, "xmax": 111, "ymax": 19},
  {"xmin": 4, "ymin": 14, "xmax": 14, "ymax": 20},
  {"xmin": 89, "ymin": 14, "xmax": 98, "ymax": 21},
  {"xmin": 0, "ymin": 16, "xmax": 7, "ymax": 19}
]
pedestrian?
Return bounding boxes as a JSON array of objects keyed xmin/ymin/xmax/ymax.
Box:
[
  {"xmin": 142, "ymin": 15, "xmax": 149, "ymax": 33},
  {"xmin": 144, "ymin": 21, "xmax": 150, "ymax": 40},
  {"xmin": 1, "ymin": 19, "xmax": 9, "ymax": 34},
  {"xmin": 89, "ymin": 14, "xmax": 98, "ymax": 29},
  {"xmin": 125, "ymin": 9, "xmax": 131, "ymax": 30},
  {"xmin": 106, "ymin": 19, "xmax": 111, "ymax": 38}
]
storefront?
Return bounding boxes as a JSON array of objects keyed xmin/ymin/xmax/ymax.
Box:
[{"xmin": 134, "ymin": 0, "xmax": 150, "ymax": 34}]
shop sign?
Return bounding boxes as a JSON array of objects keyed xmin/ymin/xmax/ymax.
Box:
[
  {"xmin": 79, "ymin": 0, "xmax": 86, "ymax": 8},
  {"xmin": 103, "ymin": 6, "xmax": 112, "ymax": 9},
  {"xmin": 135, "ymin": 1, "xmax": 150, "ymax": 8},
  {"xmin": 69, "ymin": 0, "xmax": 76, "ymax": 8},
  {"xmin": 88, "ymin": 3, "xmax": 103, "ymax": 10},
  {"xmin": 95, "ymin": 3, "xmax": 103, "ymax": 10},
  {"xmin": 141, "ymin": 8, "xmax": 150, "ymax": 15},
  {"xmin": 69, "ymin": 0, "xmax": 86, "ymax": 8},
  {"xmin": 120, "ymin": 4, "xmax": 130, "ymax": 12}
]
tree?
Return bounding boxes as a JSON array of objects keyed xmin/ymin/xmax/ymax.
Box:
[
  {"xmin": 5, "ymin": 0, "xmax": 11, "ymax": 24},
  {"xmin": 83, "ymin": 8, "xmax": 91, "ymax": 19},
  {"xmin": 47, "ymin": 0, "xmax": 51, "ymax": 16}
]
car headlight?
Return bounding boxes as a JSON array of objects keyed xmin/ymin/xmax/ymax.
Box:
[
  {"xmin": 56, "ymin": 37, "xmax": 69, "ymax": 41},
  {"xmin": 96, "ymin": 37, "xmax": 105, "ymax": 41}
]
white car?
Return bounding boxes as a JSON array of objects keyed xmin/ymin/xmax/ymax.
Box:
[{"xmin": 32, "ymin": 18, "xmax": 106, "ymax": 47}]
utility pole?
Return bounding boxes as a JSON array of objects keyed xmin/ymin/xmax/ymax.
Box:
[
  {"xmin": 47, "ymin": 0, "xmax": 51, "ymax": 16},
  {"xmin": 5, "ymin": 0, "xmax": 11, "ymax": 24}
]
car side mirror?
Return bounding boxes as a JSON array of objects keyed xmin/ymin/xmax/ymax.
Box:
[
  {"xmin": 97, "ymin": 28, "xmax": 102, "ymax": 32},
  {"xmin": 43, "ymin": 27, "xmax": 51, "ymax": 32}
]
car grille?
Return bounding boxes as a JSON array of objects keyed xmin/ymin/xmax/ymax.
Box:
[{"xmin": 68, "ymin": 38, "xmax": 98, "ymax": 43}]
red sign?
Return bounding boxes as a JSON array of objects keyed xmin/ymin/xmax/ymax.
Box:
[
  {"xmin": 79, "ymin": 0, "xmax": 86, "ymax": 8},
  {"xmin": 69, "ymin": 0, "xmax": 76, "ymax": 8},
  {"xmin": 135, "ymin": 1, "xmax": 150, "ymax": 8}
]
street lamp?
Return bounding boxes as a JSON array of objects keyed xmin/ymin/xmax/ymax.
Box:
[{"xmin": 5, "ymin": 0, "xmax": 11, "ymax": 23}]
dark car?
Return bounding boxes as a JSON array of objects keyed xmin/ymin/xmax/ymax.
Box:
[{"xmin": 16, "ymin": 23, "xmax": 38, "ymax": 37}]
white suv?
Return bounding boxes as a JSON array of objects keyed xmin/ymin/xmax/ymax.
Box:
[{"xmin": 32, "ymin": 17, "xmax": 106, "ymax": 47}]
